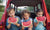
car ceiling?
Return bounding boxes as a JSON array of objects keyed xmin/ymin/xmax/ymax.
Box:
[{"xmin": 10, "ymin": 0, "xmax": 41, "ymax": 6}]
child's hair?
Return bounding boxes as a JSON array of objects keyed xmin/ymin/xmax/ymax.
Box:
[
  {"xmin": 7, "ymin": 7, "xmax": 15, "ymax": 14},
  {"xmin": 36, "ymin": 9, "xmax": 43, "ymax": 13},
  {"xmin": 21, "ymin": 10, "xmax": 30, "ymax": 16}
]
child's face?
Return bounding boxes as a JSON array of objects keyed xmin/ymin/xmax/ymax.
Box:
[
  {"xmin": 9, "ymin": 9, "xmax": 15, "ymax": 17},
  {"xmin": 23, "ymin": 13, "xmax": 30, "ymax": 20},
  {"xmin": 37, "ymin": 12, "xmax": 43, "ymax": 17}
]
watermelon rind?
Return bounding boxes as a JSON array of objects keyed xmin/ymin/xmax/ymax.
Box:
[
  {"xmin": 36, "ymin": 16, "xmax": 46, "ymax": 22},
  {"xmin": 8, "ymin": 17, "xmax": 19, "ymax": 24},
  {"xmin": 22, "ymin": 20, "xmax": 32, "ymax": 27}
]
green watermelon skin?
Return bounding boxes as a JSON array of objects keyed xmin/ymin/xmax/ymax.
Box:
[{"xmin": 36, "ymin": 16, "xmax": 46, "ymax": 21}]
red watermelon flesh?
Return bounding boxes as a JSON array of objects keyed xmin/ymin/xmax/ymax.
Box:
[
  {"xmin": 22, "ymin": 20, "xmax": 32, "ymax": 27},
  {"xmin": 36, "ymin": 16, "xmax": 46, "ymax": 21},
  {"xmin": 8, "ymin": 17, "xmax": 17, "ymax": 24}
]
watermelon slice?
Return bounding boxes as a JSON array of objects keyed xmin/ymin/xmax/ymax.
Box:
[
  {"xmin": 36, "ymin": 16, "xmax": 46, "ymax": 21},
  {"xmin": 22, "ymin": 19, "xmax": 32, "ymax": 27},
  {"xmin": 8, "ymin": 17, "xmax": 18, "ymax": 24}
]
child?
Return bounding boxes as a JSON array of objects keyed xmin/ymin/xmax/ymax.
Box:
[
  {"xmin": 21, "ymin": 10, "xmax": 33, "ymax": 30},
  {"xmin": 34, "ymin": 9, "xmax": 46, "ymax": 30},
  {"xmin": 6, "ymin": 8, "xmax": 21, "ymax": 30}
]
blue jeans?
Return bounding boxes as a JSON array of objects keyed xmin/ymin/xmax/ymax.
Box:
[{"xmin": 8, "ymin": 24, "xmax": 20, "ymax": 30}]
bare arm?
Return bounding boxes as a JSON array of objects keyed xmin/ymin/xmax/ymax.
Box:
[
  {"xmin": 43, "ymin": 17, "xmax": 46, "ymax": 26},
  {"xmin": 7, "ymin": 23, "xmax": 11, "ymax": 29},
  {"xmin": 21, "ymin": 26, "xmax": 25, "ymax": 30},
  {"xmin": 34, "ymin": 21, "xmax": 39, "ymax": 27},
  {"xmin": 28, "ymin": 25, "xmax": 33, "ymax": 30},
  {"xmin": 43, "ymin": 21, "xmax": 46, "ymax": 26}
]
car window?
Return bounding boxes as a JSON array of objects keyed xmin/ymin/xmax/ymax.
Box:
[
  {"xmin": 38, "ymin": 4, "xmax": 41, "ymax": 9},
  {"xmin": 17, "ymin": 6, "xmax": 34, "ymax": 13}
]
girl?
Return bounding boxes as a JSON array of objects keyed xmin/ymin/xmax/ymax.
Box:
[
  {"xmin": 6, "ymin": 8, "xmax": 21, "ymax": 30},
  {"xmin": 34, "ymin": 9, "xmax": 46, "ymax": 30},
  {"xmin": 21, "ymin": 10, "xmax": 33, "ymax": 30}
]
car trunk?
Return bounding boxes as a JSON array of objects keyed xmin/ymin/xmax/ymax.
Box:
[
  {"xmin": 0, "ymin": 0, "xmax": 50, "ymax": 30},
  {"xmin": 6, "ymin": 0, "xmax": 47, "ymax": 29}
]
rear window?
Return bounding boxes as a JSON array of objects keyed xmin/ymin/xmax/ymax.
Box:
[{"xmin": 17, "ymin": 6, "xmax": 34, "ymax": 13}]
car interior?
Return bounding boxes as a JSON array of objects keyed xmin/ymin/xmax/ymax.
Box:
[{"xmin": 9, "ymin": 0, "xmax": 42, "ymax": 19}]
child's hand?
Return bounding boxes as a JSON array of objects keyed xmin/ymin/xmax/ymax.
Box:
[
  {"xmin": 43, "ymin": 21, "xmax": 46, "ymax": 26},
  {"xmin": 8, "ymin": 22, "xmax": 11, "ymax": 24},
  {"xmin": 7, "ymin": 23, "xmax": 11, "ymax": 29},
  {"xmin": 14, "ymin": 23, "xmax": 20, "ymax": 26},
  {"xmin": 22, "ymin": 26, "xmax": 25, "ymax": 30},
  {"xmin": 29, "ymin": 25, "xmax": 33, "ymax": 28},
  {"xmin": 16, "ymin": 24, "xmax": 20, "ymax": 27},
  {"xmin": 37, "ymin": 21, "xmax": 40, "ymax": 24},
  {"xmin": 13, "ymin": 23, "xmax": 17, "ymax": 25},
  {"xmin": 28, "ymin": 25, "xmax": 33, "ymax": 30}
]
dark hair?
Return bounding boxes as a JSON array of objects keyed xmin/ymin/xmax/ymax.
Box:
[
  {"xmin": 21, "ymin": 10, "xmax": 30, "ymax": 16},
  {"xmin": 7, "ymin": 7, "xmax": 15, "ymax": 14},
  {"xmin": 36, "ymin": 9, "xmax": 43, "ymax": 13}
]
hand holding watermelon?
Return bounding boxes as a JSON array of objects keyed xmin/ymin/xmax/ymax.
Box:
[
  {"xmin": 8, "ymin": 17, "xmax": 18, "ymax": 24},
  {"xmin": 36, "ymin": 16, "xmax": 46, "ymax": 22},
  {"xmin": 43, "ymin": 20, "xmax": 46, "ymax": 26},
  {"xmin": 13, "ymin": 23, "xmax": 17, "ymax": 25},
  {"xmin": 14, "ymin": 23, "xmax": 20, "ymax": 26}
]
